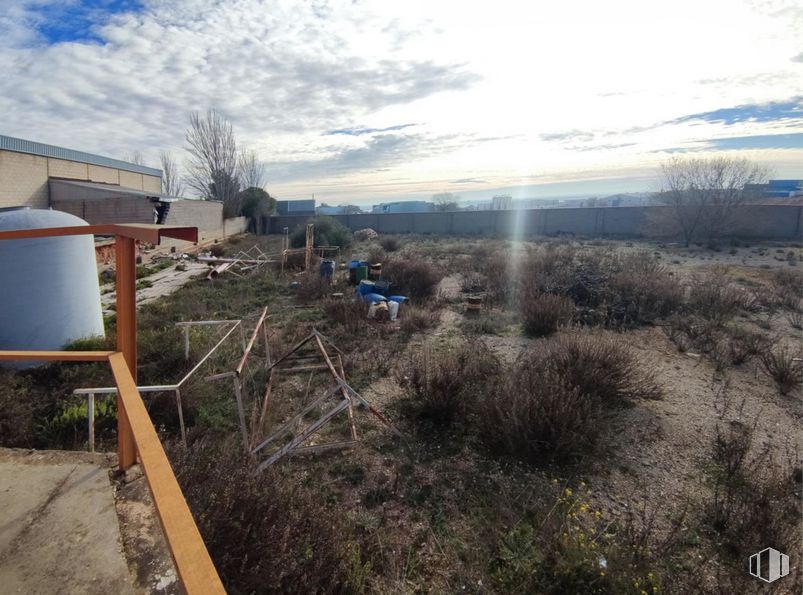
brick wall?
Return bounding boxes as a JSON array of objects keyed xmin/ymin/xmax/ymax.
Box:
[
  {"xmin": 163, "ymin": 200, "xmax": 224, "ymax": 244},
  {"xmin": 118, "ymin": 170, "xmax": 144, "ymax": 190},
  {"xmin": 0, "ymin": 151, "xmax": 49, "ymax": 209},
  {"xmin": 142, "ymin": 175, "xmax": 161, "ymax": 193},
  {"xmin": 0, "ymin": 148, "xmax": 163, "ymax": 210}
]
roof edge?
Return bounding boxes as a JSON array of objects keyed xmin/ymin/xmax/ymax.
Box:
[{"xmin": 0, "ymin": 134, "xmax": 162, "ymax": 177}]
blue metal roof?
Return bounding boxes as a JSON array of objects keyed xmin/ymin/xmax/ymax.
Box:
[{"xmin": 0, "ymin": 134, "xmax": 162, "ymax": 177}]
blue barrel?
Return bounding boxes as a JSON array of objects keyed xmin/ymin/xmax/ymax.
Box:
[
  {"xmin": 388, "ymin": 295, "xmax": 408, "ymax": 303},
  {"xmin": 320, "ymin": 259, "xmax": 335, "ymax": 278},
  {"xmin": 362, "ymin": 292, "xmax": 387, "ymax": 304},
  {"xmin": 358, "ymin": 280, "xmax": 375, "ymax": 296}
]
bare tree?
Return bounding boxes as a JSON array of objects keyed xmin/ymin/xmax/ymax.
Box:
[
  {"xmin": 125, "ymin": 150, "xmax": 146, "ymax": 166},
  {"xmin": 432, "ymin": 192, "xmax": 460, "ymax": 211},
  {"xmin": 238, "ymin": 148, "xmax": 266, "ymax": 190},
  {"xmin": 185, "ymin": 109, "xmax": 240, "ymax": 215},
  {"xmin": 656, "ymin": 156, "xmax": 769, "ymax": 246},
  {"xmin": 159, "ymin": 150, "xmax": 184, "ymax": 197}
]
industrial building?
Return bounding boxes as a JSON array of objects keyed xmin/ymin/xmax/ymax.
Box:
[{"xmin": 0, "ymin": 134, "xmax": 244, "ymax": 243}]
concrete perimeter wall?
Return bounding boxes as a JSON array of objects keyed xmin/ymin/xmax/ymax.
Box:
[{"xmin": 267, "ymin": 205, "xmax": 803, "ymax": 241}]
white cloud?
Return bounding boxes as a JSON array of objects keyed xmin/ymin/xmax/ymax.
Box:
[{"xmin": 0, "ymin": 0, "xmax": 801, "ymax": 203}]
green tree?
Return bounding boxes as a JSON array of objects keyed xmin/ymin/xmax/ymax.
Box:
[{"xmin": 236, "ymin": 186, "xmax": 275, "ymax": 233}]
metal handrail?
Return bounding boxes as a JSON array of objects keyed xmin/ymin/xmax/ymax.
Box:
[{"xmin": 0, "ymin": 223, "xmax": 225, "ymax": 594}]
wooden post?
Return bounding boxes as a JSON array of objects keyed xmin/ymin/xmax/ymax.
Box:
[
  {"xmin": 182, "ymin": 326, "xmax": 190, "ymax": 360},
  {"xmin": 304, "ymin": 223, "xmax": 313, "ymax": 271},
  {"xmin": 88, "ymin": 393, "xmax": 95, "ymax": 453},
  {"xmin": 175, "ymin": 388, "xmax": 187, "ymax": 445},
  {"xmin": 116, "ymin": 235, "xmax": 138, "ymax": 470},
  {"xmin": 232, "ymin": 376, "xmax": 249, "ymax": 451}
]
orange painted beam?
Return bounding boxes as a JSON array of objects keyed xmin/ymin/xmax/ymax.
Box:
[
  {"xmin": 116, "ymin": 235, "xmax": 138, "ymax": 469},
  {"xmin": 0, "ymin": 350, "xmax": 115, "ymax": 361},
  {"xmin": 108, "ymin": 352, "xmax": 226, "ymax": 595},
  {"xmin": 0, "ymin": 224, "xmax": 198, "ymax": 245}
]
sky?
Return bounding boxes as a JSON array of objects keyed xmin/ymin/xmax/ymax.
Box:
[{"xmin": 1, "ymin": 0, "xmax": 802, "ymax": 205}]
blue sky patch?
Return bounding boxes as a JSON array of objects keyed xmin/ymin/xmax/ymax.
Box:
[
  {"xmin": 325, "ymin": 123, "xmax": 417, "ymax": 136},
  {"xmin": 708, "ymin": 133, "xmax": 803, "ymax": 150},
  {"xmin": 670, "ymin": 97, "xmax": 803, "ymax": 126},
  {"xmin": 32, "ymin": 0, "xmax": 143, "ymax": 44}
]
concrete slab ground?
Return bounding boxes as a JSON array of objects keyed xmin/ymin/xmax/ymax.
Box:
[
  {"xmin": 0, "ymin": 449, "xmax": 135, "ymax": 594},
  {"xmin": 0, "ymin": 448, "xmax": 179, "ymax": 595}
]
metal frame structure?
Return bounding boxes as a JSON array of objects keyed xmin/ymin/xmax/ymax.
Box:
[
  {"xmin": 74, "ymin": 318, "xmax": 245, "ymax": 449},
  {"xmin": 0, "ymin": 223, "xmax": 225, "ymax": 594}
]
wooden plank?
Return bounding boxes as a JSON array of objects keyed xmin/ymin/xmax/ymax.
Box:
[
  {"xmin": 116, "ymin": 235, "xmax": 137, "ymax": 470},
  {"xmin": 338, "ymin": 354, "xmax": 357, "ymax": 441},
  {"xmin": 0, "ymin": 224, "xmax": 197, "ymax": 245},
  {"xmin": 289, "ymin": 441, "xmax": 359, "ymax": 456},
  {"xmin": 108, "ymin": 352, "xmax": 225, "ymax": 594},
  {"xmin": 87, "ymin": 393, "xmax": 95, "ymax": 453},
  {"xmin": 0, "ymin": 350, "xmax": 114, "ymax": 362},
  {"xmin": 232, "ymin": 376, "xmax": 249, "ymax": 451},
  {"xmin": 265, "ymin": 332, "xmax": 317, "ymax": 371},
  {"xmin": 235, "ymin": 307, "xmax": 268, "ymax": 376},
  {"xmin": 274, "ymin": 364, "xmax": 329, "ymax": 373}
]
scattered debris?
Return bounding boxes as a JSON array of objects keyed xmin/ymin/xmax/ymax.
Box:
[{"xmin": 353, "ymin": 228, "xmax": 378, "ymax": 241}]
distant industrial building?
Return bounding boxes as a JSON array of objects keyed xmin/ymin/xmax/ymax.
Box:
[
  {"xmin": 276, "ymin": 199, "xmax": 316, "ymax": 216},
  {"xmin": 372, "ymin": 200, "xmax": 434, "ymax": 214},
  {"xmin": 745, "ymin": 179, "xmax": 803, "ymax": 199},
  {"xmin": 491, "ymin": 194, "xmax": 513, "ymax": 210}
]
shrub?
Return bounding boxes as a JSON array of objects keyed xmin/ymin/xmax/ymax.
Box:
[
  {"xmin": 290, "ymin": 216, "xmax": 352, "ymax": 249},
  {"xmin": 169, "ymin": 439, "xmax": 359, "ymax": 594},
  {"xmin": 478, "ymin": 333, "xmax": 659, "ymax": 462},
  {"xmin": 706, "ymin": 419, "xmax": 800, "ymax": 563},
  {"xmin": 367, "ymin": 245, "xmax": 386, "ymax": 265},
  {"xmin": 397, "ymin": 340, "xmax": 501, "ymax": 427},
  {"xmin": 399, "ymin": 305, "xmax": 440, "ymax": 335},
  {"xmin": 761, "ymin": 346, "xmax": 803, "ymax": 395},
  {"xmin": 520, "ymin": 293, "xmax": 574, "ymax": 337},
  {"xmin": 725, "ymin": 326, "xmax": 771, "ymax": 366},
  {"xmin": 379, "ymin": 236, "xmax": 401, "ymax": 252},
  {"xmin": 772, "ymin": 268, "xmax": 803, "ymax": 298},
  {"xmin": 382, "ymin": 259, "xmax": 443, "ymax": 300},
  {"xmin": 323, "ymin": 298, "xmax": 365, "ymax": 335},
  {"xmin": 687, "ymin": 268, "xmax": 746, "ymax": 323},
  {"xmin": 209, "ymin": 244, "xmax": 225, "ymax": 258}
]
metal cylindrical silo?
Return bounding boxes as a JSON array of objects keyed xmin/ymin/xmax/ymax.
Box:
[{"xmin": 0, "ymin": 208, "xmax": 105, "ymax": 365}]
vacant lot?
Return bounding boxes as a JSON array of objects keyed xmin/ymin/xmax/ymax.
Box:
[{"xmin": 2, "ymin": 232, "xmax": 801, "ymax": 594}]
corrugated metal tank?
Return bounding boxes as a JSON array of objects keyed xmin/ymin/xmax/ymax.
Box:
[{"xmin": 0, "ymin": 208, "xmax": 104, "ymax": 365}]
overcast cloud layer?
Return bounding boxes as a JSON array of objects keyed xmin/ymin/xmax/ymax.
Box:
[{"xmin": 1, "ymin": 0, "xmax": 802, "ymax": 203}]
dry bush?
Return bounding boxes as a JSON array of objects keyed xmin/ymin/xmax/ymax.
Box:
[
  {"xmin": 772, "ymin": 268, "xmax": 803, "ymax": 298},
  {"xmin": 520, "ymin": 248, "xmax": 681, "ymax": 328},
  {"xmin": 209, "ymin": 243, "xmax": 225, "ymax": 258},
  {"xmin": 382, "ymin": 259, "xmax": 443, "ymax": 300},
  {"xmin": 706, "ymin": 419, "xmax": 800, "ymax": 564},
  {"xmin": 399, "ymin": 305, "xmax": 440, "ymax": 335},
  {"xmin": 379, "ymin": 236, "xmax": 401, "ymax": 252},
  {"xmin": 397, "ymin": 339, "xmax": 501, "ymax": 426},
  {"xmin": 295, "ymin": 271, "xmax": 331, "ymax": 302},
  {"xmin": 761, "ymin": 345, "xmax": 803, "ymax": 395},
  {"xmin": 787, "ymin": 309, "xmax": 803, "ymax": 330},
  {"xmin": 687, "ymin": 268, "xmax": 747, "ymax": 323},
  {"xmin": 520, "ymin": 292, "xmax": 574, "ymax": 337},
  {"xmin": 367, "ymin": 244, "xmax": 386, "ymax": 265},
  {"xmin": 478, "ymin": 333, "xmax": 660, "ymax": 462},
  {"xmin": 168, "ymin": 439, "xmax": 361, "ymax": 594},
  {"xmin": 726, "ymin": 326, "xmax": 772, "ymax": 366},
  {"xmin": 322, "ymin": 298, "xmax": 366, "ymax": 335}
]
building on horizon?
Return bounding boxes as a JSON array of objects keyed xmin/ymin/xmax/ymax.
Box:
[
  {"xmin": 371, "ymin": 200, "xmax": 434, "ymax": 214},
  {"xmin": 491, "ymin": 194, "xmax": 513, "ymax": 210},
  {"xmin": 745, "ymin": 179, "xmax": 803, "ymax": 199},
  {"xmin": 276, "ymin": 199, "xmax": 316, "ymax": 216}
]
